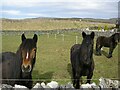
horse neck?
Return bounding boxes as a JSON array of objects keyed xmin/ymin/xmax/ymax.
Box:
[
  {"xmin": 16, "ymin": 47, "xmax": 23, "ymax": 65},
  {"xmin": 109, "ymin": 34, "xmax": 116, "ymax": 42},
  {"xmin": 16, "ymin": 47, "xmax": 22, "ymax": 57}
]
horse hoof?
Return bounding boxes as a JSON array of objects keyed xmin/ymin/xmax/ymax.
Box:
[
  {"xmin": 98, "ymin": 54, "xmax": 101, "ymax": 56},
  {"xmin": 107, "ymin": 55, "xmax": 112, "ymax": 58},
  {"xmin": 95, "ymin": 53, "xmax": 101, "ymax": 56},
  {"xmin": 74, "ymin": 84, "xmax": 80, "ymax": 89},
  {"xmin": 75, "ymin": 86, "xmax": 80, "ymax": 89}
]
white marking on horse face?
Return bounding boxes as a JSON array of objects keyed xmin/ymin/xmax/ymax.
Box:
[{"xmin": 26, "ymin": 52, "xmax": 29, "ymax": 59}]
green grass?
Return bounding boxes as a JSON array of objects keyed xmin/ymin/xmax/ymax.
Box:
[{"xmin": 2, "ymin": 33, "xmax": 118, "ymax": 85}]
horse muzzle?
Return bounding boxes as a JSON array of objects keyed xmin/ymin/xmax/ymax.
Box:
[{"xmin": 21, "ymin": 64, "xmax": 32, "ymax": 72}]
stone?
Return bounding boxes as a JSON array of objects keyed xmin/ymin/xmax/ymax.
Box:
[{"xmin": 47, "ymin": 81, "xmax": 59, "ymax": 88}]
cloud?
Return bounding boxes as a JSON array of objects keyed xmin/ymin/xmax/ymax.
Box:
[
  {"xmin": 1, "ymin": 10, "xmax": 21, "ymax": 15},
  {"xmin": 1, "ymin": 0, "xmax": 119, "ymax": 19},
  {"xmin": 26, "ymin": 13, "xmax": 48, "ymax": 17},
  {"xmin": 2, "ymin": 0, "xmax": 120, "ymax": 7},
  {"xmin": 61, "ymin": 2, "xmax": 100, "ymax": 11}
]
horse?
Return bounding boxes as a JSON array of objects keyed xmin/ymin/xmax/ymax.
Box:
[
  {"xmin": 0, "ymin": 52, "xmax": 21, "ymax": 86},
  {"xmin": 0, "ymin": 34, "xmax": 38, "ymax": 89},
  {"xmin": 95, "ymin": 33, "xmax": 120, "ymax": 58},
  {"xmin": 70, "ymin": 32, "xmax": 95, "ymax": 89}
]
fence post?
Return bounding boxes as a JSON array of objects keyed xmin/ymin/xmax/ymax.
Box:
[
  {"xmin": 76, "ymin": 36, "xmax": 78, "ymax": 44},
  {"xmin": 63, "ymin": 34, "xmax": 64, "ymax": 41},
  {"xmin": 55, "ymin": 34, "xmax": 57, "ymax": 39},
  {"xmin": 47, "ymin": 33, "xmax": 49, "ymax": 38},
  {"xmin": 62, "ymin": 34, "xmax": 64, "ymax": 41},
  {"xmin": 0, "ymin": 30, "xmax": 1, "ymax": 83}
]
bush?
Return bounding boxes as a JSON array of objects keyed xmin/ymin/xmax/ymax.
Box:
[
  {"xmin": 98, "ymin": 26, "xmax": 102, "ymax": 31},
  {"xmin": 104, "ymin": 25, "xmax": 108, "ymax": 31}
]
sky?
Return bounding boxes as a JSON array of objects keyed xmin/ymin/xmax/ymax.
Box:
[{"xmin": 1, "ymin": 0, "xmax": 120, "ymax": 19}]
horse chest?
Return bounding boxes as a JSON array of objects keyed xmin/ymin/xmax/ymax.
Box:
[{"xmin": 80, "ymin": 66, "xmax": 90, "ymax": 76}]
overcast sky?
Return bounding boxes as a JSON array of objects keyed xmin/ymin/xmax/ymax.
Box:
[{"xmin": 1, "ymin": 0, "xmax": 120, "ymax": 19}]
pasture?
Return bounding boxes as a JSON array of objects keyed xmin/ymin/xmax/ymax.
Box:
[
  {"xmin": 2, "ymin": 32, "xmax": 118, "ymax": 85},
  {"xmin": 2, "ymin": 18, "xmax": 115, "ymax": 31}
]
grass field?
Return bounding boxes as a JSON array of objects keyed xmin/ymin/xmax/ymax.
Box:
[
  {"xmin": 2, "ymin": 32, "xmax": 119, "ymax": 85},
  {"xmin": 2, "ymin": 18, "xmax": 115, "ymax": 31}
]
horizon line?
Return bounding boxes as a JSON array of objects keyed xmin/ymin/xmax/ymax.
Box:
[{"xmin": 0, "ymin": 17, "xmax": 118, "ymax": 20}]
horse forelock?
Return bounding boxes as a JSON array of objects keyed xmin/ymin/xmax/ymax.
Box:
[{"xmin": 82, "ymin": 35, "xmax": 94, "ymax": 47}]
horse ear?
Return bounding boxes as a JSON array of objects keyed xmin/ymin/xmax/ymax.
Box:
[
  {"xmin": 21, "ymin": 34, "xmax": 26, "ymax": 42},
  {"xmin": 90, "ymin": 32, "xmax": 95, "ymax": 39},
  {"xmin": 33, "ymin": 34, "xmax": 38, "ymax": 43},
  {"xmin": 82, "ymin": 32, "xmax": 86, "ymax": 38}
]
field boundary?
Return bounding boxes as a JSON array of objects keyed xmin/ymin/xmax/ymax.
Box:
[{"xmin": 1, "ymin": 29, "xmax": 118, "ymax": 37}]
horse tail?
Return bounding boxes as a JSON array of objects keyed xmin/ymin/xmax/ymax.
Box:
[{"xmin": 96, "ymin": 38, "xmax": 99, "ymax": 52}]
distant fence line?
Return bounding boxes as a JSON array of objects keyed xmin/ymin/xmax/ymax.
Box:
[{"xmin": 0, "ymin": 29, "xmax": 118, "ymax": 37}]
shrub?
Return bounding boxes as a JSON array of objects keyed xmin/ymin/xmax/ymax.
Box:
[{"xmin": 104, "ymin": 25, "xmax": 108, "ymax": 31}]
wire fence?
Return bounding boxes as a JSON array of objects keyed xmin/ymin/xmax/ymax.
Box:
[
  {"xmin": 1, "ymin": 29, "xmax": 119, "ymax": 45},
  {"xmin": 0, "ymin": 78, "xmax": 119, "ymax": 81},
  {"xmin": 1, "ymin": 29, "xmax": 119, "ymax": 87},
  {"xmin": 1, "ymin": 29, "xmax": 118, "ymax": 36}
]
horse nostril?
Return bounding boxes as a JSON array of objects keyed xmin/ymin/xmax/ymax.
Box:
[{"xmin": 22, "ymin": 65, "xmax": 31, "ymax": 72}]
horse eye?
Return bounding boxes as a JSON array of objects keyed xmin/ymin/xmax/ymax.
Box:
[
  {"xmin": 30, "ymin": 48, "xmax": 36, "ymax": 59},
  {"xmin": 33, "ymin": 48, "xmax": 36, "ymax": 52},
  {"xmin": 34, "ymin": 49, "xmax": 36, "ymax": 52}
]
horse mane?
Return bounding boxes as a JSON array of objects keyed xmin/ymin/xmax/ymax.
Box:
[{"xmin": 110, "ymin": 33, "xmax": 118, "ymax": 42}]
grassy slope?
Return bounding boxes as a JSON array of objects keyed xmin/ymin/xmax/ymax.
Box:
[
  {"xmin": 2, "ymin": 33, "xmax": 118, "ymax": 85},
  {"xmin": 2, "ymin": 18, "xmax": 115, "ymax": 31}
]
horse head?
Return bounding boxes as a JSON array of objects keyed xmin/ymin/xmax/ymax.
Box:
[
  {"xmin": 113, "ymin": 33, "xmax": 120, "ymax": 43},
  {"xmin": 17, "ymin": 34, "xmax": 38, "ymax": 73},
  {"xmin": 81, "ymin": 32, "xmax": 95, "ymax": 65}
]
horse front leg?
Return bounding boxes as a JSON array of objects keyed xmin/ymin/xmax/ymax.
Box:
[
  {"xmin": 107, "ymin": 44, "xmax": 116, "ymax": 58},
  {"xmin": 96, "ymin": 44, "xmax": 102, "ymax": 55},
  {"xmin": 86, "ymin": 72, "xmax": 93, "ymax": 84},
  {"xmin": 74, "ymin": 73, "xmax": 80, "ymax": 89},
  {"xmin": 76, "ymin": 78, "xmax": 80, "ymax": 89},
  {"xmin": 72, "ymin": 68, "xmax": 76, "ymax": 87}
]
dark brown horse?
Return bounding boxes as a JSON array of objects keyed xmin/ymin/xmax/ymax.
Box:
[
  {"xmin": 95, "ymin": 33, "xmax": 119, "ymax": 58},
  {"xmin": 70, "ymin": 32, "xmax": 95, "ymax": 89},
  {"xmin": 17, "ymin": 34, "xmax": 38, "ymax": 89},
  {"xmin": 0, "ymin": 34, "xmax": 38, "ymax": 89},
  {"xmin": 0, "ymin": 52, "xmax": 21, "ymax": 86}
]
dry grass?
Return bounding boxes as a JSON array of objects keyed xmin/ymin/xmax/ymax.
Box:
[{"xmin": 2, "ymin": 18, "xmax": 115, "ymax": 31}]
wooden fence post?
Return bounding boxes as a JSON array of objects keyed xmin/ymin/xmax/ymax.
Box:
[
  {"xmin": 76, "ymin": 36, "xmax": 78, "ymax": 44},
  {"xmin": 55, "ymin": 34, "xmax": 57, "ymax": 39},
  {"xmin": 47, "ymin": 33, "xmax": 49, "ymax": 38}
]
